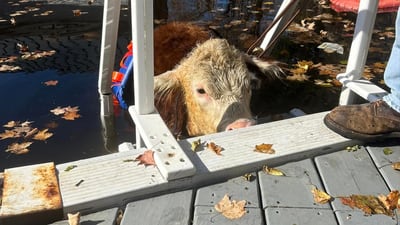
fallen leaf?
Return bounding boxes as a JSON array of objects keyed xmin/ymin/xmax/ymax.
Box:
[
  {"xmin": 392, "ymin": 162, "xmax": 400, "ymax": 171},
  {"xmin": 378, "ymin": 190, "xmax": 399, "ymax": 211},
  {"xmin": 383, "ymin": 147, "xmax": 393, "ymax": 155},
  {"xmin": 340, "ymin": 191, "xmax": 399, "ymax": 216},
  {"xmin": 311, "ymin": 186, "xmax": 332, "ymax": 204},
  {"xmin": 32, "ymin": 128, "xmax": 53, "ymax": 141},
  {"xmin": 62, "ymin": 111, "xmax": 81, "ymax": 120},
  {"xmin": 72, "ymin": 9, "xmax": 81, "ymax": 16},
  {"xmin": 5, "ymin": 142, "xmax": 33, "ymax": 154},
  {"xmin": 3, "ymin": 120, "xmax": 19, "ymax": 128},
  {"xmin": 24, "ymin": 127, "xmax": 38, "ymax": 139},
  {"xmin": 135, "ymin": 150, "xmax": 156, "ymax": 166},
  {"xmin": 254, "ymin": 143, "xmax": 275, "ymax": 154},
  {"xmin": 242, "ymin": 173, "xmax": 254, "ymax": 181},
  {"xmin": 191, "ymin": 138, "xmax": 201, "ymax": 151},
  {"xmin": 20, "ymin": 120, "xmax": 33, "ymax": 127},
  {"xmin": 0, "ymin": 130, "xmax": 18, "ymax": 140},
  {"xmin": 64, "ymin": 106, "xmax": 80, "ymax": 113},
  {"xmin": 50, "ymin": 106, "xmax": 66, "ymax": 115},
  {"xmin": 67, "ymin": 212, "xmax": 80, "ymax": 225},
  {"xmin": 214, "ymin": 194, "xmax": 246, "ymax": 220},
  {"xmin": 207, "ymin": 141, "xmax": 223, "ymax": 155},
  {"xmin": 64, "ymin": 165, "xmax": 77, "ymax": 172},
  {"xmin": 262, "ymin": 166, "xmax": 285, "ymax": 176},
  {"xmin": 44, "ymin": 80, "xmax": 58, "ymax": 86}
]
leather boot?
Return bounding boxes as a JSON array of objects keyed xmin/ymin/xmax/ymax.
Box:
[{"xmin": 324, "ymin": 100, "xmax": 400, "ymax": 141}]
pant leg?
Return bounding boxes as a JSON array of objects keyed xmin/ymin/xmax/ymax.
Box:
[{"xmin": 383, "ymin": 7, "xmax": 400, "ymax": 112}]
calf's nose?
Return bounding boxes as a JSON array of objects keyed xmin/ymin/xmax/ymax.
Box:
[{"xmin": 225, "ymin": 118, "xmax": 255, "ymax": 131}]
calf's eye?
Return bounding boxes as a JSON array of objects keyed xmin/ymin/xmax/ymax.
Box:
[{"xmin": 196, "ymin": 88, "xmax": 206, "ymax": 94}]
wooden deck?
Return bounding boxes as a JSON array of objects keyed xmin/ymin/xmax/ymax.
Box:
[
  {"xmin": 2, "ymin": 111, "xmax": 400, "ymax": 225},
  {"xmin": 47, "ymin": 135, "xmax": 400, "ymax": 225}
]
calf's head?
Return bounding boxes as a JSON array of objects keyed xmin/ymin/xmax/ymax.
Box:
[{"xmin": 155, "ymin": 38, "xmax": 282, "ymax": 137}]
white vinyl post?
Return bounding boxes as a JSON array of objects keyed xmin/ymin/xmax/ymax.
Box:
[
  {"xmin": 131, "ymin": 0, "xmax": 155, "ymax": 147},
  {"xmin": 338, "ymin": 0, "xmax": 378, "ymax": 105}
]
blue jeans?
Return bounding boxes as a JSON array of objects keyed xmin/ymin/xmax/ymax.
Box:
[{"xmin": 383, "ymin": 7, "xmax": 400, "ymax": 113}]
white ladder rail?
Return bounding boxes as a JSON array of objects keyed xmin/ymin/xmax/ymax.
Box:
[
  {"xmin": 338, "ymin": 0, "xmax": 388, "ymax": 105},
  {"xmin": 97, "ymin": 0, "xmax": 196, "ymax": 180}
]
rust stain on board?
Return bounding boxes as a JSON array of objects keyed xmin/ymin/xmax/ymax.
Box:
[{"xmin": 0, "ymin": 162, "xmax": 63, "ymax": 225}]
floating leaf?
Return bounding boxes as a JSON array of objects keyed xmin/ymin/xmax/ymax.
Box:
[
  {"xmin": 207, "ymin": 141, "xmax": 223, "ymax": 155},
  {"xmin": 64, "ymin": 165, "xmax": 77, "ymax": 172},
  {"xmin": 3, "ymin": 121, "xmax": 19, "ymax": 128},
  {"xmin": 44, "ymin": 80, "xmax": 58, "ymax": 86},
  {"xmin": 5, "ymin": 142, "xmax": 33, "ymax": 155},
  {"xmin": 254, "ymin": 143, "xmax": 275, "ymax": 154},
  {"xmin": 50, "ymin": 106, "xmax": 66, "ymax": 115},
  {"xmin": 383, "ymin": 147, "xmax": 393, "ymax": 155},
  {"xmin": 191, "ymin": 139, "xmax": 201, "ymax": 152},
  {"xmin": 311, "ymin": 186, "xmax": 332, "ymax": 204},
  {"xmin": 20, "ymin": 120, "xmax": 33, "ymax": 127},
  {"xmin": 33, "ymin": 129, "xmax": 53, "ymax": 141},
  {"xmin": 135, "ymin": 150, "xmax": 156, "ymax": 166},
  {"xmin": 0, "ymin": 130, "xmax": 18, "ymax": 140},
  {"xmin": 392, "ymin": 162, "xmax": 400, "ymax": 171},
  {"xmin": 24, "ymin": 127, "xmax": 38, "ymax": 139},
  {"xmin": 214, "ymin": 194, "xmax": 246, "ymax": 220},
  {"xmin": 62, "ymin": 111, "xmax": 81, "ymax": 121},
  {"xmin": 262, "ymin": 166, "xmax": 285, "ymax": 176}
]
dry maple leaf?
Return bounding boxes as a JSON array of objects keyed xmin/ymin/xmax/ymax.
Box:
[
  {"xmin": 62, "ymin": 111, "xmax": 81, "ymax": 121},
  {"xmin": 378, "ymin": 190, "xmax": 399, "ymax": 211},
  {"xmin": 0, "ymin": 130, "xmax": 18, "ymax": 140},
  {"xmin": 33, "ymin": 129, "xmax": 53, "ymax": 141},
  {"xmin": 214, "ymin": 194, "xmax": 246, "ymax": 220},
  {"xmin": 135, "ymin": 150, "xmax": 156, "ymax": 166},
  {"xmin": 191, "ymin": 139, "xmax": 201, "ymax": 151},
  {"xmin": 254, "ymin": 143, "xmax": 275, "ymax": 154},
  {"xmin": 64, "ymin": 106, "xmax": 80, "ymax": 113},
  {"xmin": 311, "ymin": 186, "xmax": 332, "ymax": 204},
  {"xmin": 50, "ymin": 106, "xmax": 66, "ymax": 115},
  {"xmin": 207, "ymin": 141, "xmax": 223, "ymax": 155},
  {"xmin": 67, "ymin": 212, "xmax": 80, "ymax": 225},
  {"xmin": 44, "ymin": 80, "xmax": 58, "ymax": 86},
  {"xmin": 262, "ymin": 166, "xmax": 285, "ymax": 176},
  {"xmin": 3, "ymin": 120, "xmax": 19, "ymax": 128},
  {"xmin": 24, "ymin": 127, "xmax": 38, "ymax": 139},
  {"xmin": 392, "ymin": 162, "xmax": 400, "ymax": 171},
  {"xmin": 5, "ymin": 142, "xmax": 33, "ymax": 155},
  {"xmin": 340, "ymin": 192, "xmax": 396, "ymax": 216}
]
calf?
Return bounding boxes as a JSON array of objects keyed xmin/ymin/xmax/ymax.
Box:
[{"xmin": 154, "ymin": 37, "xmax": 284, "ymax": 137}]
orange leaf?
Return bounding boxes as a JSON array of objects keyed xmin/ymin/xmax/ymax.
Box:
[
  {"xmin": 254, "ymin": 143, "xmax": 275, "ymax": 154},
  {"xmin": 0, "ymin": 130, "xmax": 18, "ymax": 140},
  {"xmin": 50, "ymin": 106, "xmax": 66, "ymax": 115},
  {"xmin": 33, "ymin": 129, "xmax": 53, "ymax": 141},
  {"xmin": 3, "ymin": 120, "xmax": 19, "ymax": 128},
  {"xmin": 311, "ymin": 186, "xmax": 332, "ymax": 204},
  {"xmin": 378, "ymin": 190, "xmax": 399, "ymax": 211},
  {"xmin": 62, "ymin": 111, "xmax": 81, "ymax": 120},
  {"xmin": 135, "ymin": 150, "xmax": 156, "ymax": 166},
  {"xmin": 5, "ymin": 142, "xmax": 33, "ymax": 154},
  {"xmin": 214, "ymin": 194, "xmax": 246, "ymax": 220},
  {"xmin": 340, "ymin": 192, "xmax": 397, "ymax": 216},
  {"xmin": 44, "ymin": 80, "xmax": 58, "ymax": 86},
  {"xmin": 207, "ymin": 141, "xmax": 223, "ymax": 155},
  {"xmin": 392, "ymin": 162, "xmax": 400, "ymax": 171}
]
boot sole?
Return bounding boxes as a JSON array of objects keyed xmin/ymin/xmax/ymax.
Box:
[{"xmin": 323, "ymin": 114, "xmax": 400, "ymax": 142}]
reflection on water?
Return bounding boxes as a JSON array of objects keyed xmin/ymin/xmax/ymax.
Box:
[{"xmin": 0, "ymin": 0, "xmax": 288, "ymax": 170}]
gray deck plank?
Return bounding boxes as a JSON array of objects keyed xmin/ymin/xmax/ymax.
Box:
[
  {"xmin": 314, "ymin": 147, "xmax": 396, "ymax": 224},
  {"xmin": 49, "ymin": 207, "xmax": 119, "ymax": 225},
  {"xmin": 193, "ymin": 206, "xmax": 263, "ymax": 225},
  {"xmin": 194, "ymin": 172, "xmax": 259, "ymax": 208},
  {"xmin": 120, "ymin": 190, "xmax": 193, "ymax": 225},
  {"xmin": 335, "ymin": 211, "xmax": 398, "ymax": 225},
  {"xmin": 258, "ymin": 158, "xmax": 330, "ymax": 209},
  {"xmin": 366, "ymin": 141, "xmax": 400, "ymax": 190},
  {"xmin": 265, "ymin": 208, "xmax": 337, "ymax": 225},
  {"xmin": 193, "ymin": 172, "xmax": 262, "ymax": 224}
]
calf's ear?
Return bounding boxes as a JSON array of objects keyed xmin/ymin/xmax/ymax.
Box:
[
  {"xmin": 154, "ymin": 71, "xmax": 187, "ymax": 137},
  {"xmin": 243, "ymin": 54, "xmax": 286, "ymax": 89}
]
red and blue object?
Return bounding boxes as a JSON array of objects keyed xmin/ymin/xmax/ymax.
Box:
[{"xmin": 112, "ymin": 42, "xmax": 133, "ymax": 109}]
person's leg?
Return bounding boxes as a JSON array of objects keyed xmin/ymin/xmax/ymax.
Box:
[
  {"xmin": 383, "ymin": 7, "xmax": 400, "ymax": 113},
  {"xmin": 323, "ymin": 8, "xmax": 400, "ymax": 141}
]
